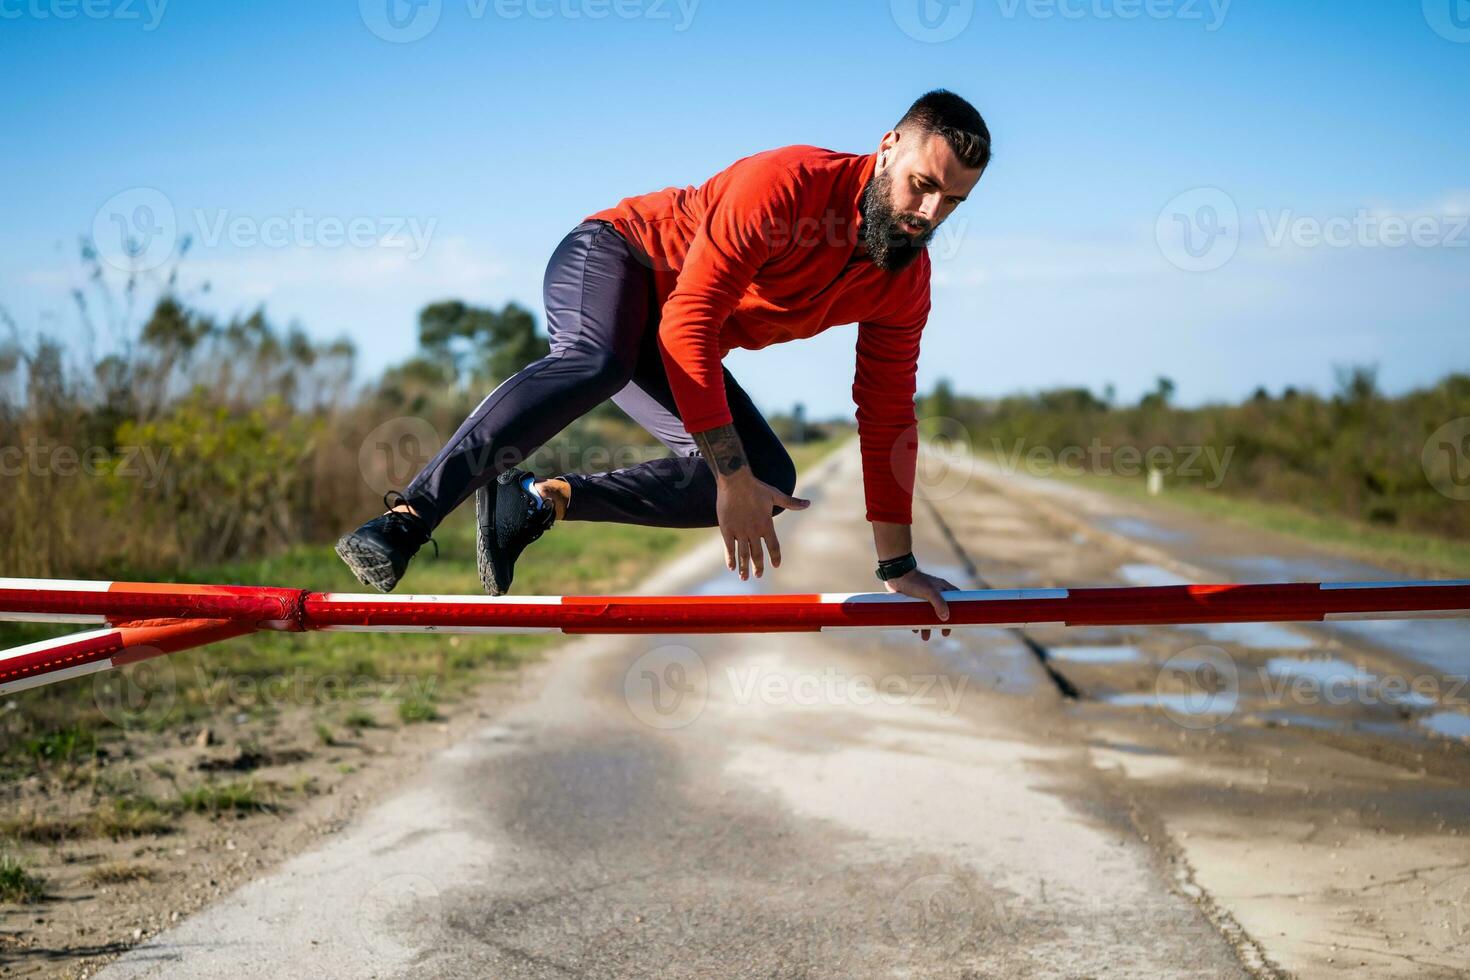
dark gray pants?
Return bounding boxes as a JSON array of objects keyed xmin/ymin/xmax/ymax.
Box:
[{"xmin": 401, "ymin": 220, "xmax": 796, "ymax": 530}]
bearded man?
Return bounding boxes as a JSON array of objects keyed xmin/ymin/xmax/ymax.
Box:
[{"xmin": 337, "ymin": 90, "xmax": 990, "ymax": 624}]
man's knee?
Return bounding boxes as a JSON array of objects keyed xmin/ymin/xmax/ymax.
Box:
[{"xmin": 578, "ymin": 348, "xmax": 634, "ymax": 398}]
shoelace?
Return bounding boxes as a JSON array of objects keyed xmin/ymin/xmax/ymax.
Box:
[{"xmin": 383, "ymin": 490, "xmax": 439, "ymax": 559}]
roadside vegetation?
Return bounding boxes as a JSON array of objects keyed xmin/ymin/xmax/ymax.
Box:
[{"xmin": 923, "ymin": 369, "xmax": 1470, "ymax": 576}]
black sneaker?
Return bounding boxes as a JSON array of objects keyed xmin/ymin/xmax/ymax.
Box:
[
  {"xmin": 476, "ymin": 469, "xmax": 555, "ymax": 596},
  {"xmin": 335, "ymin": 491, "xmax": 438, "ymax": 593}
]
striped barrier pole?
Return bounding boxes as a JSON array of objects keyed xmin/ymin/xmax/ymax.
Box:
[{"xmin": 2, "ymin": 577, "xmax": 1467, "ymax": 694}]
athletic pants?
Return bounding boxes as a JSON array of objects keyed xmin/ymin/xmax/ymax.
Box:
[{"xmin": 401, "ymin": 219, "xmax": 796, "ymax": 529}]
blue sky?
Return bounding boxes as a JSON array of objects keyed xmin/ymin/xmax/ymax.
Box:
[{"xmin": 2, "ymin": 0, "xmax": 1467, "ymax": 419}]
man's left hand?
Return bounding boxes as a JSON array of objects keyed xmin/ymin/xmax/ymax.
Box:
[{"xmin": 883, "ymin": 567, "xmax": 960, "ymax": 642}]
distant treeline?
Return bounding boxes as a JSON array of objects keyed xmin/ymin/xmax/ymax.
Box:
[{"xmin": 920, "ymin": 369, "xmax": 1470, "ymax": 541}]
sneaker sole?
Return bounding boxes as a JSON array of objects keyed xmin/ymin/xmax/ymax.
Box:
[
  {"xmin": 334, "ymin": 533, "xmax": 400, "ymax": 594},
  {"xmin": 474, "ymin": 485, "xmax": 508, "ymax": 596}
]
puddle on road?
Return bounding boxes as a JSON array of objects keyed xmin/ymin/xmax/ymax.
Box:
[
  {"xmin": 1101, "ymin": 691, "xmax": 1240, "ymax": 716},
  {"xmin": 1420, "ymin": 711, "xmax": 1470, "ymax": 741},
  {"xmin": 1216, "ymin": 553, "xmax": 1390, "ymax": 583},
  {"xmin": 1178, "ymin": 621, "xmax": 1316, "ymax": 651},
  {"xmin": 1262, "ymin": 656, "xmax": 1435, "ymax": 709},
  {"xmin": 1093, "ymin": 516, "xmax": 1191, "ymax": 544},
  {"xmin": 1049, "ymin": 645, "xmax": 1145, "ymax": 665},
  {"xmin": 1264, "ymin": 656, "xmax": 1373, "ymax": 686},
  {"xmin": 1321, "ymin": 619, "xmax": 1470, "ymax": 680}
]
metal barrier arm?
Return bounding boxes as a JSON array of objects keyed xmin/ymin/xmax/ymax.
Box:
[
  {"xmin": 0, "ymin": 618, "xmax": 259, "ymax": 694},
  {"xmin": 2, "ymin": 577, "xmax": 1468, "ymax": 694}
]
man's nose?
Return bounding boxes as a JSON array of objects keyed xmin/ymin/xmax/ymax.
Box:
[{"xmin": 917, "ymin": 192, "xmax": 944, "ymax": 223}]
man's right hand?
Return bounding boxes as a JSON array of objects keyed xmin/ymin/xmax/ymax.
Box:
[{"xmin": 716, "ymin": 470, "xmax": 811, "ymax": 579}]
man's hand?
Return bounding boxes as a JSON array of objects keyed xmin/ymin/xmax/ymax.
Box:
[
  {"xmin": 693, "ymin": 422, "xmax": 810, "ymax": 579},
  {"xmin": 884, "ymin": 567, "xmax": 960, "ymax": 642},
  {"xmin": 715, "ymin": 471, "xmax": 811, "ymax": 579}
]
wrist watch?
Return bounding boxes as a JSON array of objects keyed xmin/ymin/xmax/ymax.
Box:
[{"xmin": 876, "ymin": 552, "xmax": 918, "ymax": 582}]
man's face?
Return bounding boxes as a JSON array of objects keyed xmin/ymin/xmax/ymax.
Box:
[{"xmin": 861, "ymin": 131, "xmax": 983, "ymax": 271}]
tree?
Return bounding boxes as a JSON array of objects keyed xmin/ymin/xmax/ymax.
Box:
[{"xmin": 417, "ymin": 301, "xmax": 550, "ymax": 390}]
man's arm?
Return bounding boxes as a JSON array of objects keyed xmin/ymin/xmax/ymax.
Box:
[
  {"xmin": 693, "ymin": 422, "xmax": 810, "ymax": 580},
  {"xmin": 659, "ymin": 158, "xmax": 806, "ymax": 579},
  {"xmin": 854, "ymin": 317, "xmax": 957, "ymax": 628}
]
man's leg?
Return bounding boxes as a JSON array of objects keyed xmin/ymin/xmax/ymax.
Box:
[
  {"xmin": 335, "ymin": 220, "xmax": 654, "ymax": 592},
  {"xmin": 399, "ymin": 220, "xmax": 654, "ymax": 529},
  {"xmin": 556, "ymin": 343, "xmax": 798, "ymax": 528}
]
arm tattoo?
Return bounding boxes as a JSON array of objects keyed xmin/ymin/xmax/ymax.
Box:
[{"xmin": 693, "ymin": 423, "xmax": 748, "ymax": 479}]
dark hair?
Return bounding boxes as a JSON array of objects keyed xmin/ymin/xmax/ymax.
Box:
[{"xmin": 896, "ymin": 90, "xmax": 991, "ymax": 171}]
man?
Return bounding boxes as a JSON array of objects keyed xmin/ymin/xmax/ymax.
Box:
[{"xmin": 336, "ymin": 90, "xmax": 989, "ymax": 627}]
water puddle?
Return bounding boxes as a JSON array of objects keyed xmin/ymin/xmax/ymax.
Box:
[
  {"xmin": 1049, "ymin": 645, "xmax": 1145, "ymax": 665},
  {"xmin": 1321, "ymin": 619, "xmax": 1470, "ymax": 680},
  {"xmin": 1179, "ymin": 620, "xmax": 1316, "ymax": 651},
  {"xmin": 1420, "ymin": 711, "xmax": 1470, "ymax": 741},
  {"xmin": 1094, "ymin": 515, "xmax": 1191, "ymax": 544},
  {"xmin": 1264, "ymin": 656, "xmax": 1375, "ymax": 686},
  {"xmin": 1102, "ymin": 691, "xmax": 1239, "ymax": 716},
  {"xmin": 1216, "ymin": 554, "xmax": 1389, "ymax": 583}
]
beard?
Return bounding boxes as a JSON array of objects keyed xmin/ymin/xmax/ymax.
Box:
[{"xmin": 859, "ymin": 169, "xmax": 935, "ymax": 272}]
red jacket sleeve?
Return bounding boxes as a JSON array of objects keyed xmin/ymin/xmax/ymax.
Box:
[
  {"xmin": 853, "ymin": 314, "xmax": 925, "ymax": 524},
  {"xmin": 657, "ymin": 159, "xmax": 796, "ymax": 432}
]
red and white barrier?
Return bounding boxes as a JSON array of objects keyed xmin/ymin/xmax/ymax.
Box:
[{"xmin": 2, "ymin": 576, "xmax": 1468, "ymax": 694}]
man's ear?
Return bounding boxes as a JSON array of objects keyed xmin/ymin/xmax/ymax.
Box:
[{"xmin": 877, "ymin": 129, "xmax": 902, "ymax": 171}]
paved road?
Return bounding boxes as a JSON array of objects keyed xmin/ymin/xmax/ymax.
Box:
[{"xmin": 100, "ymin": 444, "xmax": 1248, "ymax": 979}]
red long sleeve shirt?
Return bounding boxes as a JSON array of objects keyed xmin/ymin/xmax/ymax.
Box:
[{"xmin": 587, "ymin": 144, "xmax": 930, "ymax": 525}]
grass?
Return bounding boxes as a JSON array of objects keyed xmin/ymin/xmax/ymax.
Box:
[
  {"xmin": 979, "ymin": 449, "xmax": 1470, "ymax": 578},
  {"xmin": 0, "ymin": 854, "xmax": 46, "ymax": 904},
  {"xmin": 0, "ymin": 798, "xmax": 177, "ymax": 843},
  {"xmin": 397, "ymin": 695, "xmax": 439, "ymax": 724},
  {"xmin": 176, "ymin": 780, "xmax": 275, "ymax": 816},
  {"xmin": 82, "ymin": 863, "xmax": 157, "ymax": 886}
]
